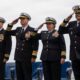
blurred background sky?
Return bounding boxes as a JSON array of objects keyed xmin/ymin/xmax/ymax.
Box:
[{"xmin": 0, "ymin": 0, "xmax": 79, "ymax": 62}]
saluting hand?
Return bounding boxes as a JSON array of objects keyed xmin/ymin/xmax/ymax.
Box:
[
  {"xmin": 10, "ymin": 18, "xmax": 19, "ymax": 25},
  {"xmin": 65, "ymin": 13, "xmax": 74, "ymax": 21},
  {"xmin": 37, "ymin": 22, "xmax": 46, "ymax": 30}
]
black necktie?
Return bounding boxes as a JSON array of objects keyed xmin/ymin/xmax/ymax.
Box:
[{"xmin": 20, "ymin": 28, "xmax": 24, "ymax": 40}]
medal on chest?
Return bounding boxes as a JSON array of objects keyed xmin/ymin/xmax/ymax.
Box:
[{"xmin": 0, "ymin": 34, "xmax": 4, "ymax": 42}]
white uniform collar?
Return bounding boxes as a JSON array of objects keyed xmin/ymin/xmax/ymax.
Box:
[
  {"xmin": 22, "ymin": 25, "xmax": 28, "ymax": 31},
  {"xmin": 48, "ymin": 29, "xmax": 55, "ymax": 33},
  {"xmin": 0, "ymin": 28, "xmax": 3, "ymax": 31}
]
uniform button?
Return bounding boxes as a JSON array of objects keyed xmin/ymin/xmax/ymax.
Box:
[
  {"xmin": 26, "ymin": 39, "xmax": 28, "ymax": 40},
  {"xmin": 22, "ymin": 44, "xmax": 24, "ymax": 46},
  {"xmin": 75, "ymin": 35, "xmax": 77, "ymax": 38},
  {"xmin": 17, "ymin": 43, "xmax": 19, "ymax": 45},
  {"xmin": 71, "ymin": 32, "xmax": 73, "ymax": 35},
  {"xmin": 21, "ymin": 48, "xmax": 23, "ymax": 51},
  {"xmin": 75, "ymin": 41, "xmax": 77, "ymax": 43},
  {"xmin": 47, "ymin": 37, "xmax": 48, "ymax": 39},
  {"xmin": 46, "ymin": 45, "xmax": 48, "ymax": 47},
  {"xmin": 75, "ymin": 47, "xmax": 76, "ymax": 49},
  {"xmin": 23, "ymin": 40, "xmax": 25, "ymax": 42},
  {"xmin": 17, "ymin": 48, "xmax": 18, "ymax": 49},
  {"xmin": 46, "ymin": 49, "xmax": 48, "ymax": 51}
]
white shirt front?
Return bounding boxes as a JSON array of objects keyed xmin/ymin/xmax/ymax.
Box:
[{"xmin": 22, "ymin": 25, "xmax": 28, "ymax": 31}]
